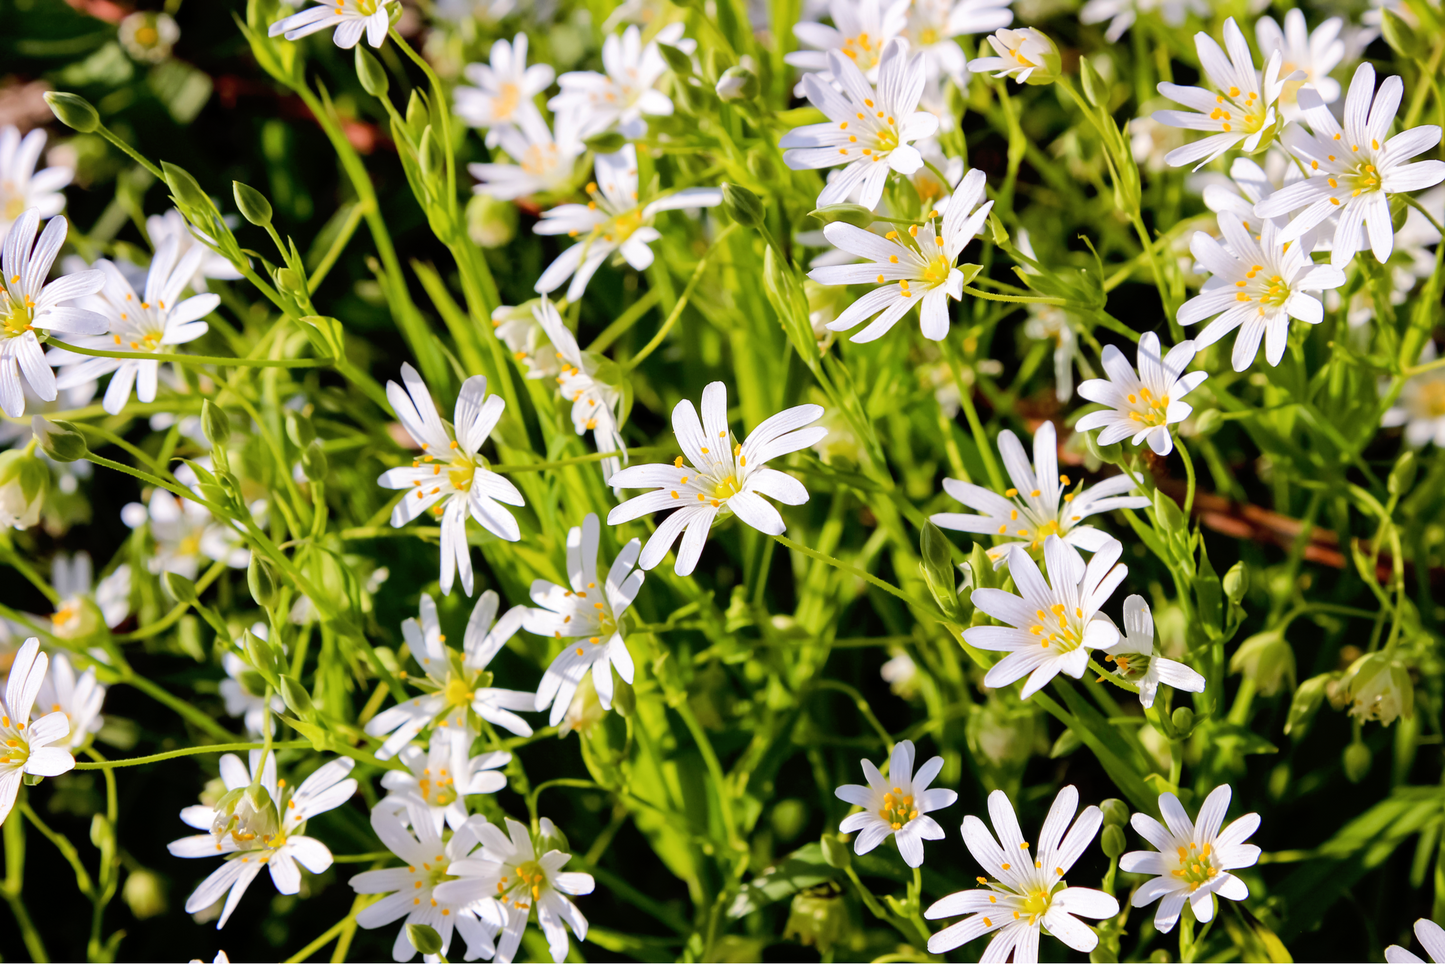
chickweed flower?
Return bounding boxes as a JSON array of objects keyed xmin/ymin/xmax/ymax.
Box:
[
  {"xmin": 930, "ymin": 421, "xmax": 1149, "ymax": 564},
  {"xmin": 378, "ymin": 732, "xmax": 510, "ymax": 835},
  {"xmin": 455, "ymin": 34, "xmax": 554, "ymax": 147},
  {"xmin": 1079, "ymin": 0, "xmax": 1207, "ymax": 44},
  {"xmin": 268, "ymin": 0, "xmax": 394, "ymax": 49},
  {"xmin": 1255, "ymin": 64, "xmax": 1445, "ymax": 268},
  {"xmin": 1387, "ymin": 919, "xmax": 1445, "ymax": 964},
  {"xmin": 1, "ymin": 210, "xmax": 107, "ymax": 418},
  {"xmin": 964, "ymin": 535, "xmax": 1127, "ymax": 699},
  {"xmin": 0, "ymin": 638, "xmax": 77, "ymax": 827},
  {"xmin": 1099, "ymin": 595, "xmax": 1205, "ymax": 709},
  {"xmin": 363, "ymin": 592, "xmax": 534, "ymax": 758},
  {"xmin": 786, "ymin": 0, "xmax": 909, "ymax": 89},
  {"xmin": 1075, "ymin": 332, "xmax": 1208, "ymax": 457},
  {"xmin": 1255, "ymin": 10, "xmax": 1345, "ymax": 117},
  {"xmin": 377, "ymin": 363, "xmax": 524, "ymax": 596},
  {"xmin": 1153, "ymin": 17, "xmax": 1293, "ymax": 169},
  {"xmin": 1382, "ymin": 342, "xmax": 1445, "ymax": 447},
  {"xmin": 469, "ymin": 110, "xmax": 586, "ymax": 202},
  {"xmin": 169, "ymin": 753, "xmax": 357, "ymax": 928},
  {"xmin": 532, "ymin": 298, "xmax": 627, "ymax": 483},
  {"xmin": 534, "ymin": 145, "xmax": 722, "ymax": 301},
  {"xmin": 50, "ymin": 237, "xmax": 219, "ymax": 415},
  {"xmin": 925, "ymin": 786, "xmax": 1119, "ymax": 961},
  {"xmin": 967, "ymin": 28, "xmax": 1062, "ymax": 86},
  {"xmin": 48, "ymin": 551, "xmax": 131, "ymax": 639},
  {"xmin": 34, "ymin": 650, "xmax": 106, "ymax": 749},
  {"xmin": 834, "ymin": 739, "xmax": 956, "ymax": 867},
  {"xmin": 548, "ymin": 23, "xmax": 690, "ymax": 139},
  {"xmin": 433, "ymin": 816, "xmax": 595, "ymax": 964},
  {"xmin": 607, "ymin": 381, "xmax": 825, "ymax": 576},
  {"xmin": 780, "ymin": 39, "xmax": 939, "ymax": 212},
  {"xmin": 1, "ymin": 126, "xmax": 72, "ymax": 233},
  {"xmin": 351, "ymin": 803, "xmax": 500, "ymax": 963},
  {"xmin": 1180, "ymin": 215, "xmax": 1346, "ymax": 371},
  {"xmin": 807, "ymin": 169, "xmax": 993, "ymax": 342},
  {"xmin": 1121, "ymin": 785, "xmax": 1260, "ymax": 932},
  {"xmin": 525, "ymin": 513, "xmax": 644, "ymax": 725},
  {"xmin": 905, "ymin": 0, "xmax": 1014, "ymax": 83}
]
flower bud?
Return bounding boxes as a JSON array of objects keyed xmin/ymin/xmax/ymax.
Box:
[
  {"xmin": 161, "ymin": 571, "xmax": 200, "ymax": 606},
  {"xmin": 275, "ymin": 267, "xmax": 305, "ymax": 297},
  {"xmin": 284, "ymin": 410, "xmax": 314, "ymax": 448},
  {"xmin": 919, "ymin": 520, "xmax": 960, "ymax": 620},
  {"xmin": 31, "ymin": 416, "xmax": 89, "ymax": 463},
  {"xmin": 232, "ymin": 181, "xmax": 273, "ymax": 227},
  {"xmin": 121, "ymin": 868, "xmax": 167, "ymax": 920},
  {"xmin": 355, "ymin": 45, "xmax": 390, "ymax": 97},
  {"xmin": 418, "ymin": 124, "xmax": 445, "ymax": 184},
  {"xmin": 1344, "ymin": 652, "xmax": 1413, "ymax": 726},
  {"xmin": 721, "ymin": 182, "xmax": 765, "ymax": 229},
  {"xmin": 1152, "ymin": 488, "xmax": 1186, "ymax": 536},
  {"xmin": 807, "ymin": 203, "xmax": 875, "ymax": 228},
  {"xmin": 466, "ymin": 193, "xmax": 518, "ymax": 249},
  {"xmin": 44, "ymin": 91, "xmax": 100, "ymax": 133},
  {"xmin": 584, "ymin": 131, "xmax": 628, "ymax": 154},
  {"xmin": 248, "ymin": 555, "xmax": 280, "ymax": 609},
  {"xmin": 202, "ymin": 400, "xmax": 231, "ymax": 448},
  {"xmin": 407, "ymin": 924, "xmax": 444, "ymax": 957},
  {"xmin": 1099, "ymin": 798, "xmax": 1129, "ymax": 828},
  {"xmin": 162, "ymin": 161, "xmax": 211, "ymax": 215},
  {"xmin": 657, "ymin": 42, "xmax": 693, "ymax": 76},
  {"xmin": 279, "ymin": 674, "xmax": 316, "ymax": 721},
  {"xmin": 1229, "ymin": 630, "xmax": 1295, "ymax": 696},
  {"xmin": 1079, "ymin": 56, "xmax": 1108, "ymax": 108},
  {"xmin": 821, "ymin": 831, "xmax": 852, "ymax": 869},
  {"xmin": 1171, "ymin": 706, "xmax": 1195, "ymax": 736},
  {"xmin": 301, "ymin": 440, "xmax": 328, "ymax": 482},
  {"xmin": 1222, "ymin": 561, "xmax": 1249, "ymax": 605},
  {"xmin": 1101, "ymin": 824, "xmax": 1127, "ymax": 860},
  {"xmin": 784, "ymin": 885, "xmax": 849, "ymax": 954},
  {"xmin": 243, "ymin": 629, "xmax": 280, "ymax": 685},
  {"xmin": 715, "ymin": 65, "xmax": 758, "ymax": 101},
  {"xmin": 1342, "ymin": 740, "xmax": 1372, "ymax": 783},
  {"xmin": 536, "ymin": 816, "xmax": 570, "ymax": 855},
  {"xmin": 0, "ymin": 447, "xmax": 49, "ymax": 530},
  {"xmin": 1388, "ymin": 449, "xmax": 1417, "ymax": 498}
]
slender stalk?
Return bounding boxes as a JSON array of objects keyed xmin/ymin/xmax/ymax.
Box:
[
  {"xmin": 625, "ymin": 224, "xmax": 739, "ymax": 371},
  {"xmin": 72, "ymin": 741, "xmax": 306, "ymax": 769},
  {"xmin": 46, "ymin": 339, "xmax": 325, "ymax": 369}
]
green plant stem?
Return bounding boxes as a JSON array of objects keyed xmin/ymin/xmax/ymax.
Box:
[
  {"xmin": 284, "ymin": 893, "xmax": 378, "ymax": 964},
  {"xmin": 95, "ymin": 123, "xmax": 164, "ymax": 180},
  {"xmin": 46, "ymin": 339, "xmax": 324, "ymax": 369},
  {"xmin": 771, "ymin": 535, "xmax": 927, "ymax": 611},
  {"xmin": 960, "ymin": 285, "xmax": 1067, "ymax": 305},
  {"xmin": 587, "ymin": 287, "xmax": 663, "ymax": 353},
  {"xmin": 2, "ymin": 806, "xmax": 47, "ymax": 963},
  {"xmin": 625, "ymin": 223, "xmax": 739, "ymax": 371},
  {"xmin": 814, "ymin": 680, "xmax": 893, "ymax": 750},
  {"xmin": 1175, "ymin": 436, "xmax": 1197, "ymax": 517},
  {"xmin": 72, "ymin": 741, "xmax": 307, "ymax": 769},
  {"xmin": 942, "ymin": 336, "xmax": 1005, "ymax": 490}
]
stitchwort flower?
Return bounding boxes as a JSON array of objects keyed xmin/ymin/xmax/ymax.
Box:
[
  {"xmin": 1075, "ymin": 332, "xmax": 1208, "ymax": 457},
  {"xmin": 1100, "ymin": 595, "xmax": 1206, "ymax": 709},
  {"xmin": 0, "ymin": 638, "xmax": 77, "ymax": 827},
  {"xmin": 834, "ymin": 739, "xmax": 956, "ymax": 867},
  {"xmin": 268, "ymin": 0, "xmax": 394, "ymax": 49},
  {"xmin": 1387, "ymin": 919, "xmax": 1445, "ymax": 964}
]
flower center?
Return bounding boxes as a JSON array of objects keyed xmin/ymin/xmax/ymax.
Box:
[
  {"xmin": 444, "ymin": 676, "xmax": 474, "ymax": 709},
  {"xmin": 2, "ymin": 291, "xmax": 34, "ymax": 339},
  {"xmin": 599, "ymin": 207, "xmax": 644, "ymax": 244},
  {"xmin": 1126, "ymin": 385, "xmax": 1171, "ymax": 427},
  {"xmin": 0, "ymin": 716, "xmax": 31, "ymax": 769},
  {"xmin": 1419, "ymin": 381, "xmax": 1445, "ymax": 417},
  {"xmin": 1208, "ymin": 87, "xmax": 1265, "ymax": 134},
  {"xmin": 353, "ymin": 0, "xmax": 381, "ymax": 15},
  {"xmin": 1345, "ymin": 159, "xmax": 1382, "ymax": 196},
  {"xmin": 877, "ymin": 786, "xmax": 917, "ymax": 830},
  {"xmin": 497, "ymin": 859, "xmax": 547, "ymax": 910},
  {"xmin": 917, "ymin": 26, "xmax": 939, "ymax": 45},
  {"xmin": 1030, "ymin": 602, "xmax": 1085, "ymax": 652},
  {"xmin": 521, "ymin": 142, "xmax": 559, "ymax": 175},
  {"xmin": 1020, "ymin": 888, "xmax": 1051, "ymax": 922},
  {"xmin": 920, "ymin": 254, "xmax": 952, "ymax": 285},
  {"xmin": 712, "ymin": 475, "xmax": 741, "ymax": 500},
  {"xmin": 3, "ymin": 195, "xmax": 26, "ymax": 222},
  {"xmin": 1233, "ymin": 265, "xmax": 1292, "ymax": 312},
  {"xmin": 494, "ymin": 82, "xmax": 521, "ymax": 121},
  {"xmin": 447, "ymin": 454, "xmax": 478, "ymax": 492},
  {"xmin": 1170, "ymin": 842, "xmax": 1220, "ymax": 891},
  {"xmin": 1104, "ymin": 651, "xmax": 1150, "ymax": 680},
  {"xmin": 873, "ymin": 124, "xmax": 899, "ymax": 154},
  {"xmin": 840, "ymin": 32, "xmax": 882, "ymax": 71},
  {"xmin": 418, "ymin": 766, "xmax": 456, "ymax": 806}
]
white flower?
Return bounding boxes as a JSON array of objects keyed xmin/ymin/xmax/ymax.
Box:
[
  {"xmin": 1, "ymin": 126, "xmax": 72, "ymax": 233},
  {"xmin": 780, "ymin": 40, "xmax": 939, "ymax": 212},
  {"xmin": 524, "ymin": 514, "xmax": 644, "ymax": 726},
  {"xmin": 146, "ymin": 209, "xmax": 242, "ymax": 291},
  {"xmin": 169, "ymin": 753, "xmax": 357, "ymax": 928},
  {"xmin": 1079, "ymin": 0, "xmax": 1207, "ymax": 44},
  {"xmin": 1179, "ymin": 215, "xmax": 1346, "ymax": 370},
  {"xmin": 0, "ymin": 638, "xmax": 76, "ymax": 827},
  {"xmin": 363, "ymin": 591, "xmax": 534, "ymax": 759},
  {"xmin": 455, "ymin": 34, "xmax": 555, "ymax": 147},
  {"xmin": 34, "ymin": 650, "xmax": 105, "ymax": 749},
  {"xmin": 378, "ymin": 731, "xmax": 510, "ymax": 835},
  {"xmin": 1387, "ymin": 919, "xmax": 1445, "ymax": 964},
  {"xmin": 268, "ymin": 0, "xmax": 393, "ymax": 49},
  {"xmin": 835, "ymin": 739, "xmax": 956, "ymax": 867},
  {"xmin": 377, "ymin": 363, "xmax": 525, "ymax": 596},
  {"xmin": 120, "ymin": 485, "xmax": 251, "ymax": 579},
  {"xmin": 532, "ymin": 299, "xmax": 627, "ymax": 483},
  {"xmin": 786, "ymin": 0, "xmax": 910, "ymax": 90},
  {"xmin": 606, "ymin": 382, "xmax": 825, "ymax": 576},
  {"xmin": 1, "ymin": 210, "xmax": 107, "ymax": 418},
  {"xmin": 1120, "ymin": 784, "xmax": 1260, "ymax": 933},
  {"xmin": 1200, "ymin": 153, "xmax": 1301, "ymax": 238},
  {"xmin": 1075, "ymin": 332, "xmax": 1207, "ymax": 457},
  {"xmin": 807, "ymin": 169, "xmax": 993, "ymax": 342},
  {"xmin": 118, "ymin": 11, "xmax": 180, "ymax": 63},
  {"xmin": 1255, "ymin": 63, "xmax": 1445, "ymax": 268},
  {"xmin": 549, "ymin": 23, "xmax": 690, "ymax": 139},
  {"xmin": 1101, "ymin": 595, "xmax": 1206, "ymax": 708},
  {"xmin": 966, "ymin": 28, "xmax": 1061, "ymax": 86},
  {"xmin": 470, "ymin": 108, "xmax": 586, "ymax": 202},
  {"xmin": 925, "ymin": 786, "xmax": 1119, "ymax": 961},
  {"xmin": 905, "ymin": 0, "xmax": 1013, "ymax": 84},
  {"xmin": 1255, "ymin": 10, "xmax": 1344, "ymax": 118},
  {"xmin": 491, "ymin": 301, "xmax": 564, "ymax": 379},
  {"xmin": 533, "ymin": 145, "xmax": 722, "ymax": 301},
  {"xmin": 963, "ymin": 536, "xmax": 1127, "ymax": 698},
  {"xmin": 1152, "ymin": 17, "xmax": 1292, "ymax": 169},
  {"xmin": 351, "ymin": 803, "xmax": 501, "ymax": 963},
  {"xmin": 49, "ymin": 551, "xmax": 131, "ymax": 639},
  {"xmin": 1383, "ymin": 342, "xmax": 1445, "ymax": 447},
  {"xmin": 930, "ymin": 420, "xmax": 1149, "ymax": 564},
  {"xmin": 881, "ymin": 649, "xmax": 919, "ymax": 697},
  {"xmin": 1023, "ymin": 304, "xmax": 1081, "ymax": 402},
  {"xmin": 433, "ymin": 816, "xmax": 595, "ymax": 964},
  {"xmin": 49, "ymin": 237, "xmax": 219, "ymax": 415}
]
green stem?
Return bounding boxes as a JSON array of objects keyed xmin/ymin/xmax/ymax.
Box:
[
  {"xmin": 587, "ymin": 287, "xmax": 663, "ymax": 354},
  {"xmin": 1175, "ymin": 436, "xmax": 1197, "ymax": 517},
  {"xmin": 71, "ymin": 741, "xmax": 306, "ymax": 769},
  {"xmin": 772, "ymin": 535, "xmax": 927, "ymax": 611},
  {"xmin": 814, "ymin": 680, "xmax": 893, "ymax": 750},
  {"xmin": 942, "ymin": 336, "xmax": 1005, "ymax": 491},
  {"xmin": 95, "ymin": 123, "xmax": 164, "ymax": 180},
  {"xmin": 960, "ymin": 286, "xmax": 1067, "ymax": 305},
  {"xmin": 46, "ymin": 339, "xmax": 323, "ymax": 368},
  {"xmin": 625, "ymin": 223, "xmax": 738, "ymax": 371}
]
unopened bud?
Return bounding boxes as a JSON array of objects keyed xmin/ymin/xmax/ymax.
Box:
[
  {"xmin": 1222, "ymin": 561, "xmax": 1248, "ymax": 605},
  {"xmin": 715, "ymin": 65, "xmax": 758, "ymax": 101},
  {"xmin": 807, "ymin": 203, "xmax": 875, "ymax": 228},
  {"xmin": 1101, "ymin": 824, "xmax": 1127, "ymax": 860},
  {"xmin": 279, "ymin": 674, "xmax": 316, "ymax": 720},
  {"xmin": 162, "ymin": 161, "xmax": 211, "ymax": 214},
  {"xmin": 1152, "ymin": 488, "xmax": 1186, "ymax": 535},
  {"xmin": 584, "ymin": 131, "xmax": 628, "ymax": 154},
  {"xmin": 407, "ymin": 924, "xmax": 444, "ymax": 957},
  {"xmin": 121, "ymin": 868, "xmax": 167, "ymax": 920},
  {"xmin": 232, "ymin": 181, "xmax": 272, "ymax": 227},
  {"xmin": 0, "ymin": 446, "xmax": 48, "ymax": 530},
  {"xmin": 1171, "ymin": 706, "xmax": 1195, "ymax": 735},
  {"xmin": 1229, "ymin": 630, "xmax": 1295, "ymax": 696},
  {"xmin": 242, "ymin": 629, "xmax": 280, "ymax": 684},
  {"xmin": 1342, "ymin": 740, "xmax": 1372, "ymax": 783},
  {"xmin": 31, "ymin": 416, "xmax": 89, "ymax": 462},
  {"xmin": 285, "ymin": 410, "xmax": 314, "ymax": 448},
  {"xmin": 45, "ymin": 91, "xmax": 100, "ymax": 133},
  {"xmin": 1388, "ymin": 449, "xmax": 1417, "ymax": 497},
  {"xmin": 919, "ymin": 520, "xmax": 960, "ymax": 620},
  {"xmin": 355, "ymin": 45, "xmax": 390, "ymax": 97},
  {"xmin": 1099, "ymin": 798, "xmax": 1129, "ymax": 828},
  {"xmin": 275, "ymin": 267, "xmax": 304, "ymax": 296},
  {"xmin": 721, "ymin": 182, "xmax": 764, "ymax": 228},
  {"xmin": 161, "ymin": 571, "xmax": 200, "ymax": 606},
  {"xmin": 202, "ymin": 400, "xmax": 231, "ymax": 448},
  {"xmin": 301, "ymin": 440, "xmax": 328, "ymax": 482},
  {"xmin": 248, "ymin": 555, "xmax": 280, "ymax": 609}
]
